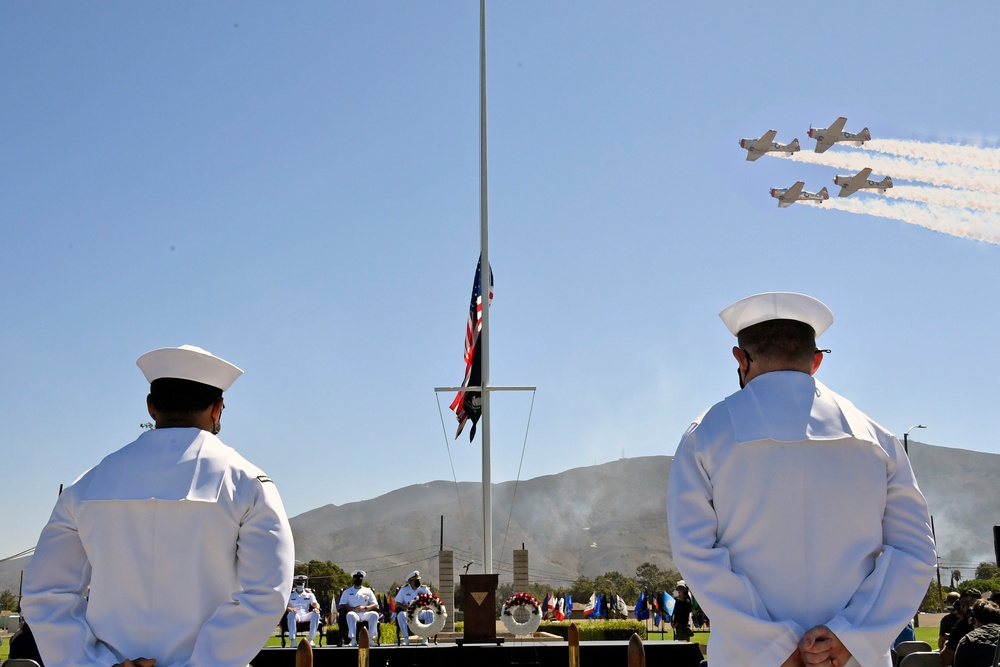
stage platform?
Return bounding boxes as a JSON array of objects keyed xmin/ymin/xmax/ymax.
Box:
[{"xmin": 251, "ymin": 639, "xmax": 704, "ymax": 667}]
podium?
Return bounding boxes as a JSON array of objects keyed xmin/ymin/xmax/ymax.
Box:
[{"xmin": 457, "ymin": 573, "xmax": 503, "ymax": 645}]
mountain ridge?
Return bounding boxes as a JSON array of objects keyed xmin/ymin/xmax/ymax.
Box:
[{"xmin": 3, "ymin": 442, "xmax": 997, "ymax": 595}]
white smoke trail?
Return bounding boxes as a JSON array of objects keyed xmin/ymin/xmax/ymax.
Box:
[
  {"xmin": 771, "ymin": 133, "xmax": 1000, "ymax": 243},
  {"xmin": 865, "ymin": 139, "xmax": 1000, "ymax": 171},
  {"xmin": 776, "ymin": 151, "xmax": 1000, "ymax": 192},
  {"xmin": 825, "ymin": 198, "xmax": 1000, "ymax": 244},
  {"xmin": 885, "ymin": 185, "xmax": 1000, "ymax": 212}
]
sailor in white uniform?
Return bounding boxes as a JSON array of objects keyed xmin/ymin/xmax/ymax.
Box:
[
  {"xmin": 393, "ymin": 570, "xmax": 433, "ymax": 645},
  {"xmin": 22, "ymin": 345, "xmax": 295, "ymax": 667},
  {"xmin": 339, "ymin": 570, "xmax": 381, "ymax": 646},
  {"xmin": 287, "ymin": 574, "xmax": 321, "ymax": 646},
  {"xmin": 667, "ymin": 293, "xmax": 936, "ymax": 667}
]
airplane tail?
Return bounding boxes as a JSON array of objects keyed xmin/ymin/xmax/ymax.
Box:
[
  {"xmin": 789, "ymin": 138, "xmax": 801, "ymax": 151},
  {"xmin": 879, "ymin": 176, "xmax": 893, "ymax": 190},
  {"xmin": 859, "ymin": 128, "xmax": 872, "ymax": 141},
  {"xmin": 818, "ymin": 187, "xmax": 830, "ymax": 200}
]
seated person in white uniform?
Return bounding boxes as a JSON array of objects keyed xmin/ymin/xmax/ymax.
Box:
[
  {"xmin": 393, "ymin": 570, "xmax": 433, "ymax": 645},
  {"xmin": 339, "ymin": 570, "xmax": 381, "ymax": 646},
  {"xmin": 286, "ymin": 574, "xmax": 321, "ymax": 646}
]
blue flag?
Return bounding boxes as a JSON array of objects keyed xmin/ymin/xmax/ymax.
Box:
[
  {"xmin": 662, "ymin": 591, "xmax": 675, "ymax": 620},
  {"xmin": 634, "ymin": 591, "xmax": 649, "ymax": 621},
  {"xmin": 565, "ymin": 593, "xmax": 573, "ymax": 618}
]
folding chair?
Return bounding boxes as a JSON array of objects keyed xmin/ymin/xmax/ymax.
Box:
[
  {"xmin": 896, "ymin": 640, "xmax": 932, "ymax": 659},
  {"xmin": 893, "ymin": 641, "xmax": 932, "ymax": 666},
  {"xmin": 899, "ymin": 651, "xmax": 943, "ymax": 667},
  {"xmin": 279, "ymin": 612, "xmax": 324, "ymax": 648},
  {"xmin": 336, "ymin": 608, "xmax": 382, "ymax": 646}
]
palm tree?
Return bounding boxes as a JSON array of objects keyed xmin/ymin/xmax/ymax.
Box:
[{"xmin": 952, "ymin": 569, "xmax": 963, "ymax": 586}]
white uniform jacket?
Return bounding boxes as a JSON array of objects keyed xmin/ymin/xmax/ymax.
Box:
[
  {"xmin": 394, "ymin": 584, "xmax": 432, "ymax": 616},
  {"xmin": 339, "ymin": 586, "xmax": 378, "ymax": 611},
  {"xmin": 667, "ymin": 372, "xmax": 936, "ymax": 667},
  {"xmin": 23, "ymin": 427, "xmax": 295, "ymax": 667},
  {"xmin": 288, "ymin": 589, "xmax": 319, "ymax": 614}
]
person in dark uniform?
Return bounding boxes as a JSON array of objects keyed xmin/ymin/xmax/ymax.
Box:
[{"xmin": 672, "ymin": 581, "xmax": 694, "ymax": 642}]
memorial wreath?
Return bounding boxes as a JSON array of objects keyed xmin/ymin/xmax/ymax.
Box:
[
  {"xmin": 405, "ymin": 592, "xmax": 447, "ymax": 637},
  {"xmin": 500, "ymin": 592, "xmax": 542, "ymax": 636}
]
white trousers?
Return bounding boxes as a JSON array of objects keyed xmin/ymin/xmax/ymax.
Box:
[
  {"xmin": 346, "ymin": 610, "xmax": 380, "ymax": 642},
  {"xmin": 287, "ymin": 610, "xmax": 320, "ymax": 641},
  {"xmin": 395, "ymin": 609, "xmax": 433, "ymax": 644}
]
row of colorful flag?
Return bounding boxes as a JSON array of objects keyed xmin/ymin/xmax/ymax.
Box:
[
  {"xmin": 376, "ymin": 592, "xmax": 395, "ymax": 619},
  {"xmin": 534, "ymin": 590, "xmax": 695, "ymax": 625},
  {"xmin": 633, "ymin": 591, "xmax": 678, "ymax": 625},
  {"xmin": 367, "ymin": 588, "xmax": 695, "ymax": 627},
  {"xmin": 580, "ymin": 592, "xmax": 634, "ymax": 620},
  {"xmin": 540, "ymin": 593, "xmax": 571, "ymax": 620}
]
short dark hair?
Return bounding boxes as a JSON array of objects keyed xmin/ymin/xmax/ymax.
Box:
[
  {"xmin": 971, "ymin": 600, "xmax": 1000, "ymax": 625},
  {"xmin": 737, "ymin": 319, "xmax": 817, "ymax": 366},
  {"xmin": 149, "ymin": 378, "xmax": 222, "ymax": 416}
]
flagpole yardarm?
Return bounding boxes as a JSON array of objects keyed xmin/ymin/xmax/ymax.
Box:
[{"xmin": 434, "ymin": 386, "xmax": 537, "ymax": 393}]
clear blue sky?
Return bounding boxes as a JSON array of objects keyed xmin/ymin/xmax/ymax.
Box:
[{"xmin": 3, "ymin": 1, "xmax": 999, "ymax": 559}]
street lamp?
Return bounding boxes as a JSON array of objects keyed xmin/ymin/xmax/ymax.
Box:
[{"xmin": 903, "ymin": 424, "xmax": 927, "ymax": 454}]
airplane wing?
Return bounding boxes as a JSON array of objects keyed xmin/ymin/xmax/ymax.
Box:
[
  {"xmin": 745, "ymin": 129, "xmax": 777, "ymax": 161},
  {"xmin": 838, "ymin": 167, "xmax": 873, "ymax": 197},
  {"xmin": 814, "ymin": 116, "xmax": 848, "ymax": 153},
  {"xmin": 757, "ymin": 129, "xmax": 777, "ymax": 146},
  {"xmin": 778, "ymin": 181, "xmax": 805, "ymax": 207}
]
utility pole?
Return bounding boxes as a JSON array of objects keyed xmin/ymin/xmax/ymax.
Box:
[{"xmin": 932, "ymin": 515, "xmax": 943, "ymax": 609}]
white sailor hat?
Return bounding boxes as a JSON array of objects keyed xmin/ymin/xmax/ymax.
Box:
[
  {"xmin": 136, "ymin": 345, "xmax": 243, "ymax": 391},
  {"xmin": 352, "ymin": 570, "xmax": 366, "ymax": 579},
  {"xmin": 293, "ymin": 574, "xmax": 308, "ymax": 581},
  {"xmin": 719, "ymin": 292, "xmax": 833, "ymax": 338},
  {"xmin": 407, "ymin": 570, "xmax": 420, "ymax": 581}
]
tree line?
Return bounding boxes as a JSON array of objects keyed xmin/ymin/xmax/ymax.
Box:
[{"xmin": 6, "ymin": 559, "xmax": 992, "ymax": 616}]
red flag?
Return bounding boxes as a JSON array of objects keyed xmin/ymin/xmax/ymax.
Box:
[{"xmin": 450, "ymin": 256, "xmax": 493, "ymax": 440}]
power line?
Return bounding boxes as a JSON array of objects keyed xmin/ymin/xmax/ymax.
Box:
[{"xmin": 1, "ymin": 547, "xmax": 34, "ymax": 563}]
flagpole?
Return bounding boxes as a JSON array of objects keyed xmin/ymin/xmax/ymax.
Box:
[
  {"xmin": 477, "ymin": 0, "xmax": 493, "ymax": 576},
  {"xmin": 435, "ymin": 0, "xmax": 537, "ymax": 592}
]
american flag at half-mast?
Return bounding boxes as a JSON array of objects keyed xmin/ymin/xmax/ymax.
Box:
[{"xmin": 450, "ymin": 255, "xmax": 493, "ymax": 441}]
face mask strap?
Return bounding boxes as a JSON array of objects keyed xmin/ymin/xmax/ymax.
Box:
[{"xmin": 738, "ymin": 348, "xmax": 753, "ymax": 389}]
